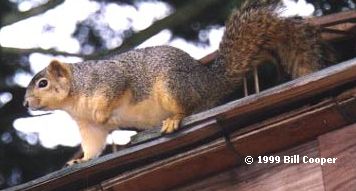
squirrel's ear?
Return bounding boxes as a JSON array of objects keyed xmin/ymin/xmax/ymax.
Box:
[{"xmin": 47, "ymin": 60, "xmax": 70, "ymax": 78}]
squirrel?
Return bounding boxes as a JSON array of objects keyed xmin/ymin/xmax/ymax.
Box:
[{"xmin": 23, "ymin": 0, "xmax": 333, "ymax": 165}]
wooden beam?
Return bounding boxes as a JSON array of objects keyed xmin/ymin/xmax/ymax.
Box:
[
  {"xmin": 228, "ymin": 97, "xmax": 355, "ymax": 156},
  {"xmin": 198, "ymin": 51, "xmax": 218, "ymax": 65},
  {"xmin": 103, "ymin": 138, "xmax": 236, "ymax": 191},
  {"xmin": 307, "ymin": 10, "xmax": 356, "ymax": 27},
  {"xmin": 321, "ymin": 22, "xmax": 356, "ymax": 41},
  {"xmin": 318, "ymin": 123, "xmax": 356, "ymax": 191}
]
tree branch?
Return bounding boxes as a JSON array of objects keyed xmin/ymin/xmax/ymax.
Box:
[
  {"xmin": 89, "ymin": 0, "xmax": 225, "ymax": 59},
  {"xmin": 2, "ymin": 0, "xmax": 65, "ymax": 26},
  {"xmin": 2, "ymin": 47, "xmax": 84, "ymax": 58}
]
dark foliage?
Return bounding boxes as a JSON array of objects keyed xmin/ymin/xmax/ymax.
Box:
[{"xmin": 307, "ymin": 0, "xmax": 356, "ymax": 15}]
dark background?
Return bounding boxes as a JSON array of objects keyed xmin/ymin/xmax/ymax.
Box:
[{"xmin": 0, "ymin": 0, "xmax": 355, "ymax": 189}]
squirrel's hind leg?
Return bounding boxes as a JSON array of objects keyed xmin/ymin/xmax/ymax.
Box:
[
  {"xmin": 159, "ymin": 95, "xmax": 186, "ymax": 133},
  {"xmin": 253, "ymin": 65, "xmax": 260, "ymax": 94},
  {"xmin": 243, "ymin": 77, "xmax": 248, "ymax": 96},
  {"xmin": 154, "ymin": 79, "xmax": 186, "ymax": 134},
  {"xmin": 242, "ymin": 65, "xmax": 260, "ymax": 96}
]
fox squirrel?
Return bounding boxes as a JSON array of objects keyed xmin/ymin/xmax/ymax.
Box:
[{"xmin": 23, "ymin": 1, "xmax": 333, "ymax": 165}]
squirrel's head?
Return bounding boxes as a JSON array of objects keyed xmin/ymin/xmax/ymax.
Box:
[{"xmin": 23, "ymin": 60, "xmax": 72, "ymax": 111}]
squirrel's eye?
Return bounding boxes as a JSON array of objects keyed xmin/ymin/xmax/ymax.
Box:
[{"xmin": 37, "ymin": 79, "xmax": 48, "ymax": 88}]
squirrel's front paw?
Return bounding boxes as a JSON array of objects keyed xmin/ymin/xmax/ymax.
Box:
[{"xmin": 161, "ymin": 114, "xmax": 184, "ymax": 134}]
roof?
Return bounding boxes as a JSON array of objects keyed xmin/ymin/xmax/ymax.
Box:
[{"xmin": 6, "ymin": 10, "xmax": 356, "ymax": 191}]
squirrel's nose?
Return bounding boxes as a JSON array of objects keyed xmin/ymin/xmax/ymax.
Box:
[{"xmin": 23, "ymin": 100, "xmax": 29, "ymax": 108}]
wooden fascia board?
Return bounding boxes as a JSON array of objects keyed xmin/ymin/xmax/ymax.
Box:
[{"xmin": 307, "ymin": 10, "xmax": 356, "ymax": 27}]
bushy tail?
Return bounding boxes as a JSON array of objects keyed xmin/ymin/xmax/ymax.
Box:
[{"xmin": 218, "ymin": 0, "xmax": 335, "ymax": 84}]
